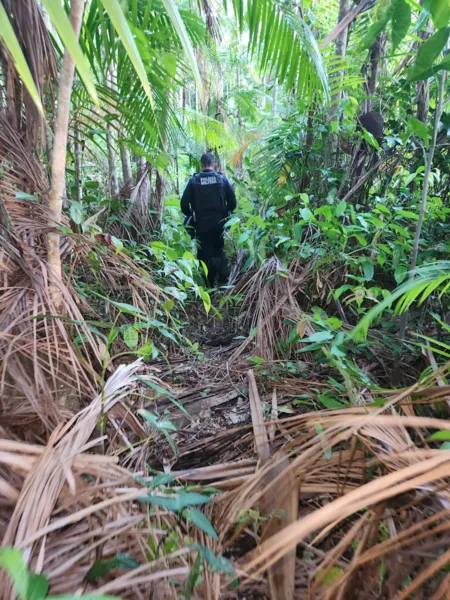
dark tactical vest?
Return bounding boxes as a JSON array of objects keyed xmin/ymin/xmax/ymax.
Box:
[{"xmin": 191, "ymin": 171, "xmax": 227, "ymax": 232}]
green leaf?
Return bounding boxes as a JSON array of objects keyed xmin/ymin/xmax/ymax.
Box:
[
  {"xmin": 15, "ymin": 191, "xmax": 38, "ymax": 201},
  {"xmin": 407, "ymin": 117, "xmax": 429, "ymax": 145},
  {"xmin": 122, "ymin": 326, "xmax": 139, "ymax": 349},
  {"xmin": 138, "ymin": 409, "xmax": 177, "ymax": 432},
  {"xmin": 84, "ymin": 553, "xmax": 139, "ymax": 582},
  {"xmin": 440, "ymin": 441, "xmax": 450, "ymax": 449},
  {"xmin": 183, "ymin": 508, "xmax": 219, "ymax": 540},
  {"xmin": 99, "ymin": 0, "xmax": 155, "ymax": 110},
  {"xmin": 137, "ymin": 376, "xmax": 170, "ymax": 397},
  {"xmin": 429, "ymin": 430, "xmax": 450, "ymax": 440},
  {"xmin": 318, "ymin": 394, "xmax": 346, "ymax": 409},
  {"xmin": 188, "ymin": 545, "xmax": 235, "ymax": 576},
  {"xmin": 394, "ymin": 265, "xmax": 408, "ymax": 284},
  {"xmin": 27, "ymin": 574, "xmax": 49, "ymax": 600},
  {"xmin": 303, "ymin": 331, "xmax": 334, "ymax": 343},
  {"xmin": 139, "ymin": 492, "xmax": 211, "ymax": 512},
  {"xmin": 430, "ymin": 0, "xmax": 450, "ymax": 29},
  {"xmin": 160, "ymin": 0, "xmax": 203, "ymax": 100},
  {"xmin": 185, "ymin": 553, "xmax": 202, "ymax": 600},
  {"xmin": 0, "ymin": 4, "xmax": 44, "ymax": 116},
  {"xmin": 408, "ymin": 27, "xmax": 450, "ymax": 81},
  {"xmin": 0, "ymin": 548, "xmax": 29, "ymax": 600},
  {"xmin": 300, "ymin": 207, "xmax": 312, "ymax": 220},
  {"xmin": 362, "ymin": 260, "xmax": 374, "ymax": 282},
  {"xmin": 40, "ymin": 0, "xmax": 98, "ymax": 104},
  {"xmin": 319, "ymin": 566, "xmax": 344, "ymax": 585},
  {"xmin": 362, "ymin": 11, "xmax": 390, "ymax": 50},
  {"xmin": 391, "ymin": 0, "xmax": 411, "ymax": 51},
  {"xmin": 69, "ymin": 200, "xmax": 83, "ymax": 225},
  {"xmin": 335, "ymin": 200, "xmax": 347, "ymax": 217}
]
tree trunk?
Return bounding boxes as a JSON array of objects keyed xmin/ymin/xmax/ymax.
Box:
[
  {"xmin": 106, "ymin": 129, "xmax": 119, "ymax": 197},
  {"xmin": 120, "ymin": 143, "xmax": 133, "ymax": 188},
  {"xmin": 106, "ymin": 66, "xmax": 119, "ymax": 197},
  {"xmin": 74, "ymin": 121, "xmax": 83, "ymax": 202},
  {"xmin": 394, "ymin": 74, "xmax": 446, "ymax": 383},
  {"xmin": 363, "ymin": 33, "xmax": 387, "ymax": 113},
  {"xmin": 271, "ymin": 78, "xmax": 278, "ymax": 118},
  {"xmin": 47, "ymin": 0, "xmax": 85, "ymax": 309},
  {"xmin": 326, "ymin": 0, "xmax": 351, "ymax": 165}
]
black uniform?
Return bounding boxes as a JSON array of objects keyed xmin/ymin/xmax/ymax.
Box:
[{"xmin": 181, "ymin": 169, "xmax": 236, "ymax": 287}]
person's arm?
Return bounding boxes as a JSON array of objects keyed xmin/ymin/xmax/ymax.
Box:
[
  {"xmin": 180, "ymin": 179, "xmax": 193, "ymax": 216},
  {"xmin": 225, "ymin": 178, "xmax": 237, "ymax": 212}
]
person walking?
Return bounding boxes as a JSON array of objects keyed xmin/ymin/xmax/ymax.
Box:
[{"xmin": 181, "ymin": 152, "xmax": 236, "ymax": 287}]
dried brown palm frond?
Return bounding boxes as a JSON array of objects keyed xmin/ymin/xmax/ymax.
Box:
[
  {"xmin": 197, "ymin": 365, "xmax": 450, "ymax": 599},
  {"xmin": 0, "ymin": 109, "xmax": 164, "ymax": 428},
  {"xmin": 0, "ymin": 361, "xmax": 183, "ymax": 599},
  {"xmin": 0, "ymin": 0, "xmax": 57, "ymax": 149},
  {"xmin": 229, "ymin": 258, "xmax": 312, "ymax": 363},
  {"xmin": 0, "ymin": 115, "xmax": 106, "ymax": 429}
]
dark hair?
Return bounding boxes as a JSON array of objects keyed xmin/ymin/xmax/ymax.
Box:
[{"xmin": 200, "ymin": 152, "xmax": 216, "ymax": 168}]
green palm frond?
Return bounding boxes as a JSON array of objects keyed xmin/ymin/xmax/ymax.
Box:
[
  {"xmin": 353, "ymin": 262, "xmax": 450, "ymax": 342},
  {"xmin": 229, "ymin": 0, "xmax": 330, "ymax": 103},
  {"xmin": 184, "ymin": 108, "xmax": 238, "ymax": 153}
]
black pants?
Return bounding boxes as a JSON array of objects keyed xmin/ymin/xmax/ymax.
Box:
[{"xmin": 196, "ymin": 227, "xmax": 229, "ymax": 287}]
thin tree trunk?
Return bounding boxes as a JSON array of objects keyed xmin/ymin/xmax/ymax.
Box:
[
  {"xmin": 410, "ymin": 75, "xmax": 445, "ymax": 274},
  {"xmin": 327, "ymin": 0, "xmax": 352, "ymax": 165},
  {"xmin": 271, "ymin": 78, "xmax": 278, "ymax": 118},
  {"xmin": 395, "ymin": 74, "xmax": 446, "ymax": 380},
  {"xmin": 74, "ymin": 121, "xmax": 83, "ymax": 202},
  {"xmin": 363, "ymin": 33, "xmax": 386, "ymax": 113},
  {"xmin": 106, "ymin": 65, "xmax": 119, "ymax": 197},
  {"xmin": 47, "ymin": 0, "xmax": 84, "ymax": 309},
  {"xmin": 120, "ymin": 143, "xmax": 133, "ymax": 187}
]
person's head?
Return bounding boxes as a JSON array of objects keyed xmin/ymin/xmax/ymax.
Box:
[{"xmin": 200, "ymin": 152, "xmax": 217, "ymax": 170}]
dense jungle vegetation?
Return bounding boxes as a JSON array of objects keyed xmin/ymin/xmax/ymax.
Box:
[{"xmin": 1, "ymin": 0, "xmax": 450, "ymax": 598}]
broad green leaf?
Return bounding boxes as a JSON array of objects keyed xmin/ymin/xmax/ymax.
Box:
[
  {"xmin": 362, "ymin": 11, "xmax": 390, "ymax": 50},
  {"xmin": 160, "ymin": 0, "xmax": 203, "ymax": 100},
  {"xmin": 362, "ymin": 260, "xmax": 374, "ymax": 282},
  {"xmin": 41, "ymin": 0, "xmax": 98, "ymax": 104},
  {"xmin": 391, "ymin": 0, "xmax": 411, "ymax": 51},
  {"xmin": 429, "ymin": 430, "xmax": 450, "ymax": 440},
  {"xmin": 394, "ymin": 265, "xmax": 408, "ymax": 284},
  {"xmin": 69, "ymin": 200, "xmax": 83, "ymax": 225},
  {"xmin": 430, "ymin": 0, "xmax": 450, "ymax": 29},
  {"xmin": 302, "ymin": 331, "xmax": 334, "ymax": 343},
  {"xmin": 0, "ymin": 4, "xmax": 44, "ymax": 115},
  {"xmin": 416, "ymin": 52, "xmax": 450, "ymax": 80},
  {"xmin": 27, "ymin": 574, "xmax": 49, "ymax": 600},
  {"xmin": 407, "ymin": 117, "xmax": 429, "ymax": 145},
  {"xmin": 335, "ymin": 200, "xmax": 347, "ymax": 217},
  {"xmin": 408, "ymin": 27, "xmax": 450, "ymax": 81},
  {"xmin": 15, "ymin": 191, "xmax": 38, "ymax": 201},
  {"xmin": 122, "ymin": 326, "xmax": 139, "ymax": 349},
  {"xmin": 318, "ymin": 394, "xmax": 346, "ymax": 409},
  {"xmin": 183, "ymin": 508, "xmax": 219, "ymax": 540},
  {"xmin": 300, "ymin": 207, "xmax": 312, "ymax": 220},
  {"xmin": 99, "ymin": 0, "xmax": 155, "ymax": 109},
  {"xmin": 0, "ymin": 548, "xmax": 29, "ymax": 600}
]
